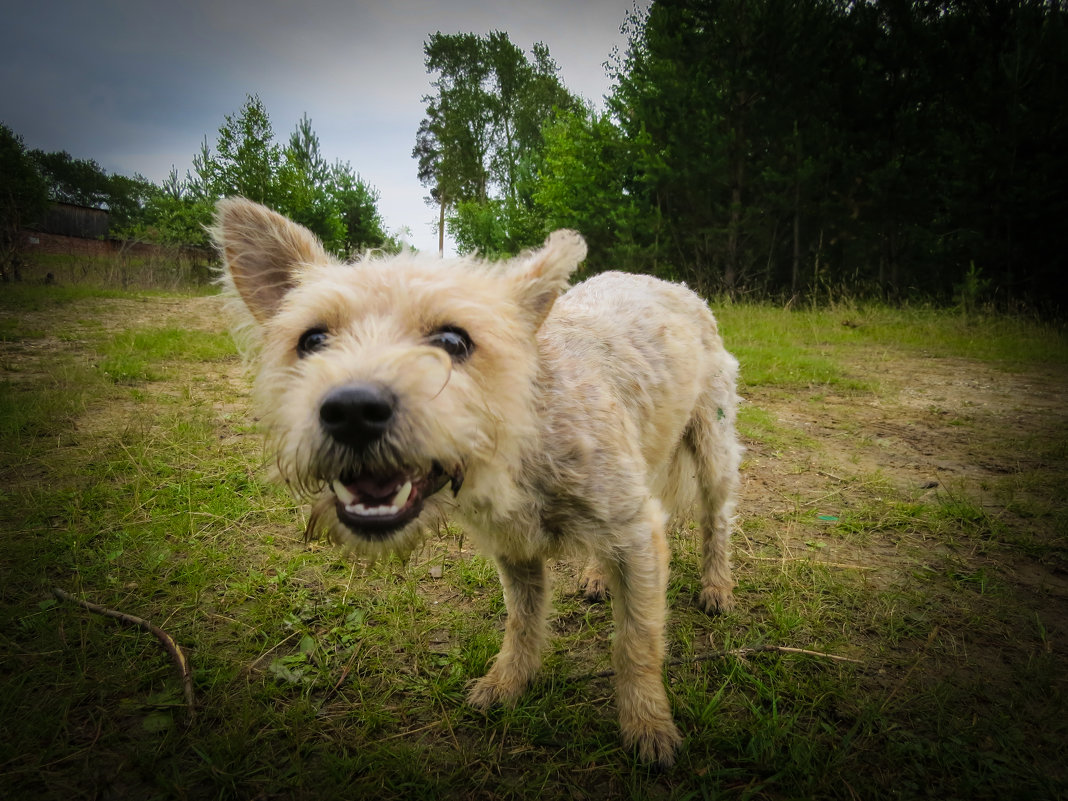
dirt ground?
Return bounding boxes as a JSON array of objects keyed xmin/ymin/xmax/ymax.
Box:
[{"xmin": 739, "ymin": 338, "xmax": 1068, "ymax": 644}]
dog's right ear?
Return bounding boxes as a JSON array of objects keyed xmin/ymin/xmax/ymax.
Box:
[{"xmin": 211, "ymin": 197, "xmax": 328, "ymax": 323}]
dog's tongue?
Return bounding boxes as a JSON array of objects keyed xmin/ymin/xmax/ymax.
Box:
[{"xmin": 350, "ymin": 474, "xmax": 404, "ymax": 501}]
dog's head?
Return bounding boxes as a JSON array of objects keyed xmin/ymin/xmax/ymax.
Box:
[{"xmin": 212, "ymin": 198, "xmax": 586, "ymax": 555}]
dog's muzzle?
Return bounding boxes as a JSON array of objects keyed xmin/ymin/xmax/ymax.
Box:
[{"xmin": 319, "ymin": 382, "xmax": 463, "ymax": 539}]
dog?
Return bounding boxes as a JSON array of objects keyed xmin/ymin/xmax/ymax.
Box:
[{"xmin": 212, "ymin": 197, "xmax": 741, "ymax": 766}]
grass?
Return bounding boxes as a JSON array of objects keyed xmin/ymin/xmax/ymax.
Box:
[
  {"xmin": 97, "ymin": 328, "xmax": 235, "ymax": 383},
  {"xmin": 16, "ymin": 250, "xmax": 215, "ymax": 291},
  {"xmin": 715, "ymin": 301, "xmax": 1068, "ymax": 389},
  {"xmin": 1, "ymin": 286, "xmax": 1065, "ymax": 800}
]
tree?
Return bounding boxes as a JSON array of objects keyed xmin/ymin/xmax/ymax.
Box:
[
  {"xmin": 414, "ymin": 31, "xmax": 580, "ymax": 255},
  {"xmin": 599, "ymin": 0, "xmax": 1068, "ymax": 308},
  {"xmin": 608, "ymin": 0, "xmax": 820, "ymax": 292},
  {"xmin": 131, "ymin": 168, "xmax": 213, "ymax": 248},
  {"xmin": 104, "ymin": 172, "xmax": 158, "ymax": 234},
  {"xmin": 0, "ymin": 124, "xmax": 49, "ymax": 281},
  {"xmin": 201, "ymin": 94, "xmax": 283, "ymax": 206},
  {"xmin": 414, "ymin": 33, "xmax": 494, "ymax": 253},
  {"xmin": 29, "ymin": 149, "xmax": 112, "ymax": 208},
  {"xmin": 534, "ymin": 109, "xmax": 640, "ymax": 272},
  {"xmin": 329, "ymin": 161, "xmax": 396, "ymax": 255},
  {"xmin": 144, "ymin": 98, "xmax": 395, "ymax": 255},
  {"xmin": 29, "ymin": 146, "xmax": 167, "ymax": 238},
  {"xmin": 278, "ymin": 113, "xmax": 344, "ymax": 250}
]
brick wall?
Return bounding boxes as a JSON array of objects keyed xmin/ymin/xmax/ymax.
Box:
[{"xmin": 21, "ymin": 230, "xmax": 209, "ymax": 262}]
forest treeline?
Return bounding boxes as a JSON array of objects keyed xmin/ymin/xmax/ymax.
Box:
[
  {"xmin": 3, "ymin": 0, "xmax": 1066, "ymax": 310},
  {"xmin": 418, "ymin": 0, "xmax": 1068, "ymax": 310},
  {"xmin": 1, "ymin": 96, "xmax": 396, "ymax": 281}
]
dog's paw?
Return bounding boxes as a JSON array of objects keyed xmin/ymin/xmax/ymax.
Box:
[
  {"xmin": 621, "ymin": 717, "xmax": 683, "ymax": 768},
  {"xmin": 466, "ymin": 669, "xmax": 527, "ymax": 711},
  {"xmin": 578, "ymin": 573, "xmax": 609, "ymax": 603},
  {"xmin": 698, "ymin": 584, "xmax": 736, "ymax": 615}
]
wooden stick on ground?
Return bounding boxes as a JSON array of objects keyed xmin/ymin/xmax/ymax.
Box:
[{"xmin": 52, "ymin": 587, "xmax": 195, "ymax": 719}]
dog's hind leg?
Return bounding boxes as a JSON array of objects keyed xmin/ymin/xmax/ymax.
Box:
[
  {"xmin": 603, "ymin": 497, "xmax": 682, "ymax": 767},
  {"xmin": 467, "ymin": 555, "xmax": 549, "ymax": 708},
  {"xmin": 685, "ymin": 384, "xmax": 741, "ymax": 615}
]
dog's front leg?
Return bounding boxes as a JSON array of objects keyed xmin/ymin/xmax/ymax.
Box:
[
  {"xmin": 605, "ymin": 501, "xmax": 683, "ymax": 767},
  {"xmin": 467, "ymin": 555, "xmax": 549, "ymax": 708}
]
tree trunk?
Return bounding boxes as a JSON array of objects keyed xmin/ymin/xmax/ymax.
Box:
[
  {"xmin": 438, "ymin": 195, "xmax": 446, "ymax": 257},
  {"xmin": 726, "ymin": 114, "xmax": 746, "ymax": 293},
  {"xmin": 791, "ymin": 125, "xmax": 801, "ymax": 294},
  {"xmin": 791, "ymin": 177, "xmax": 801, "ymax": 294}
]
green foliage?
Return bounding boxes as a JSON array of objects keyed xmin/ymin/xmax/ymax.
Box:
[
  {"xmin": 534, "ymin": 110, "xmax": 642, "ymax": 272},
  {"xmin": 448, "ymin": 196, "xmax": 544, "ymax": 258},
  {"xmin": 102, "ymin": 172, "xmax": 158, "ymax": 232},
  {"xmin": 24, "ymin": 147, "xmax": 156, "ymax": 237},
  {"xmin": 0, "ymin": 123, "xmax": 50, "ymax": 281},
  {"xmin": 278, "ymin": 112, "xmax": 345, "ymax": 250},
  {"xmin": 200, "ymin": 94, "xmax": 282, "ymax": 206},
  {"xmin": 129, "ymin": 168, "xmax": 214, "ymax": 248},
  {"xmin": 415, "ymin": 32, "xmax": 581, "ymax": 254},
  {"xmin": 954, "ymin": 261, "xmax": 992, "ymax": 319},
  {"xmin": 29, "ymin": 148, "xmax": 114, "ymax": 208},
  {"xmin": 121, "ymin": 96, "xmax": 394, "ymax": 255},
  {"xmin": 533, "ymin": 0, "xmax": 1068, "ymax": 310},
  {"xmin": 326, "ymin": 160, "xmax": 395, "ymax": 255},
  {"xmin": 6, "ymin": 100, "xmax": 395, "ymax": 264}
]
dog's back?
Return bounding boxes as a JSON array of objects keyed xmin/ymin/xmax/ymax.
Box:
[{"xmin": 538, "ymin": 271, "xmax": 740, "ymax": 559}]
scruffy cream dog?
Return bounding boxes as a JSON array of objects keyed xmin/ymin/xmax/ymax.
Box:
[{"xmin": 213, "ymin": 198, "xmax": 741, "ymax": 766}]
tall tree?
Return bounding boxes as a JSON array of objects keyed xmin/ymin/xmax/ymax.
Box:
[
  {"xmin": 329, "ymin": 160, "xmax": 395, "ymax": 255},
  {"xmin": 203, "ymin": 94, "xmax": 283, "ymax": 206},
  {"xmin": 28, "ymin": 149, "xmax": 112, "ymax": 208},
  {"xmin": 576, "ymin": 0, "xmax": 1068, "ymax": 308},
  {"xmin": 414, "ymin": 31, "xmax": 579, "ymax": 255},
  {"xmin": 278, "ymin": 113, "xmax": 344, "ymax": 250},
  {"xmin": 534, "ymin": 108, "xmax": 641, "ymax": 272},
  {"xmin": 0, "ymin": 124, "xmax": 49, "ymax": 282},
  {"xmin": 414, "ymin": 32, "xmax": 493, "ymax": 253}
]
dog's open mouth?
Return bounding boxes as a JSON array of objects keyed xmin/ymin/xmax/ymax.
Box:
[{"xmin": 330, "ymin": 462, "xmax": 461, "ymax": 538}]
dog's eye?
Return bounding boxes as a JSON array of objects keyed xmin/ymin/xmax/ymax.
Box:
[
  {"xmin": 297, "ymin": 327, "xmax": 329, "ymax": 357},
  {"xmin": 427, "ymin": 326, "xmax": 473, "ymax": 362}
]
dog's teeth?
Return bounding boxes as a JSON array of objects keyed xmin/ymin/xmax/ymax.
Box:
[
  {"xmin": 392, "ymin": 480, "xmax": 413, "ymax": 508},
  {"xmin": 333, "ymin": 480, "xmax": 356, "ymax": 505},
  {"xmin": 344, "ymin": 502, "xmax": 398, "ymax": 518}
]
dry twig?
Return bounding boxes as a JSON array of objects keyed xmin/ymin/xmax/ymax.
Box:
[{"xmin": 52, "ymin": 587, "xmax": 195, "ymax": 719}]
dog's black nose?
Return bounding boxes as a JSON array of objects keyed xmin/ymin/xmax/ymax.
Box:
[{"xmin": 319, "ymin": 383, "xmax": 396, "ymax": 449}]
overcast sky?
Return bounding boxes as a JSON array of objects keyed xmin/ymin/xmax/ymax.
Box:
[{"xmin": 1, "ymin": 0, "xmax": 644, "ymax": 253}]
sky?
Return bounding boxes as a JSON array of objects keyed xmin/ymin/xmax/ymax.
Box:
[{"xmin": 1, "ymin": 0, "xmax": 644, "ymax": 254}]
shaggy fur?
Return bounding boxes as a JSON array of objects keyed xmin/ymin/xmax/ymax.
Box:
[{"xmin": 213, "ymin": 197, "xmax": 742, "ymax": 766}]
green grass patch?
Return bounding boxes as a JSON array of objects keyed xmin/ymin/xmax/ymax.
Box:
[
  {"xmin": 736, "ymin": 403, "xmax": 819, "ymax": 453},
  {"xmin": 716, "ymin": 302, "xmax": 1068, "ymax": 393},
  {"xmin": 0, "ymin": 282, "xmax": 129, "ymax": 313},
  {"xmin": 97, "ymin": 328, "xmax": 236, "ymax": 383}
]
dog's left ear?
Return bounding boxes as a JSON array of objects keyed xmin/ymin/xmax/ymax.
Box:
[
  {"xmin": 512, "ymin": 229, "xmax": 587, "ymax": 328},
  {"xmin": 212, "ymin": 197, "xmax": 329, "ymax": 323}
]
